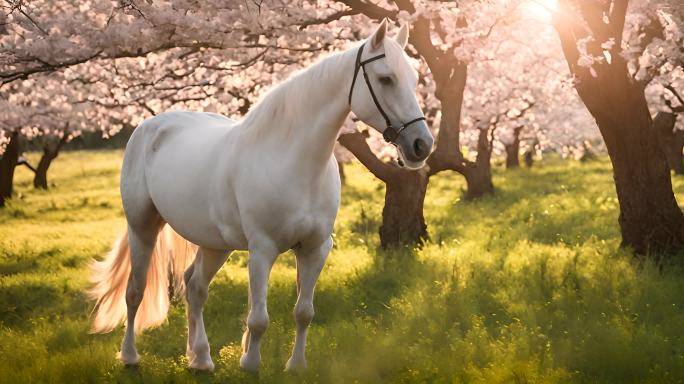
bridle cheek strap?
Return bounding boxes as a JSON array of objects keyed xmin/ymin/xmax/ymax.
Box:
[{"xmin": 348, "ymin": 43, "xmax": 426, "ymax": 144}]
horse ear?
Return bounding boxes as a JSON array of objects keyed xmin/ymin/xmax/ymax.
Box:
[
  {"xmin": 370, "ymin": 18, "xmax": 388, "ymax": 50},
  {"xmin": 396, "ymin": 23, "xmax": 409, "ymax": 49}
]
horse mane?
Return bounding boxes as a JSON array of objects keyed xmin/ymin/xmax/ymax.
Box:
[
  {"xmin": 238, "ymin": 49, "xmax": 352, "ymax": 139},
  {"xmin": 237, "ymin": 37, "xmax": 414, "ymax": 139}
]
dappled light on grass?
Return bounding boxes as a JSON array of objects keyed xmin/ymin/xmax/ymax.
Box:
[{"xmin": 1, "ymin": 151, "xmax": 684, "ymax": 382}]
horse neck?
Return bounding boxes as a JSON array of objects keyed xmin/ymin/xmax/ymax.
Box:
[{"xmin": 239, "ymin": 49, "xmax": 356, "ymax": 172}]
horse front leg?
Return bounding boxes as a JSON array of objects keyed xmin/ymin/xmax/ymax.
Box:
[
  {"xmin": 240, "ymin": 244, "xmax": 278, "ymax": 372},
  {"xmin": 286, "ymin": 237, "xmax": 332, "ymax": 371}
]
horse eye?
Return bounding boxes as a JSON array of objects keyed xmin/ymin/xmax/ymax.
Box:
[{"xmin": 378, "ymin": 76, "xmax": 393, "ymax": 86}]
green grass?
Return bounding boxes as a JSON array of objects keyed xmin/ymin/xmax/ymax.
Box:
[{"xmin": 2, "ymin": 150, "xmax": 684, "ymax": 383}]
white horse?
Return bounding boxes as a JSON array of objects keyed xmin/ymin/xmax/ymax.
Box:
[{"xmin": 89, "ymin": 19, "xmax": 433, "ymax": 372}]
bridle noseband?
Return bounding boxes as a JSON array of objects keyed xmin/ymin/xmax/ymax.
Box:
[{"xmin": 348, "ymin": 42, "xmax": 426, "ymax": 144}]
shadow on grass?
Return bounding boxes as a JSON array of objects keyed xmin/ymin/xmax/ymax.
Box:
[
  {"xmin": 0, "ymin": 281, "xmax": 61, "ymax": 326},
  {"xmin": 122, "ymin": 246, "xmax": 426, "ymax": 381},
  {"xmin": 426, "ymin": 163, "xmax": 617, "ymax": 248}
]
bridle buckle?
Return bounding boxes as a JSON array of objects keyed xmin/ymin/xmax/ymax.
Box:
[{"xmin": 382, "ymin": 126, "xmax": 399, "ymax": 143}]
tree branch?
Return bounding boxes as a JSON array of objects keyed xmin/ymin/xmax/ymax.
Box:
[
  {"xmin": 299, "ymin": 9, "xmax": 359, "ymax": 30},
  {"xmin": 553, "ymin": 0, "xmax": 581, "ymax": 72},
  {"xmin": 9, "ymin": 1, "xmax": 50, "ymax": 36},
  {"xmin": 338, "ymin": 131, "xmax": 395, "ymax": 182},
  {"xmin": 336, "ymin": 0, "xmax": 396, "ymax": 21},
  {"xmin": 16, "ymin": 156, "xmax": 36, "ymax": 173},
  {"xmin": 665, "ymin": 84, "xmax": 684, "ymax": 106},
  {"xmin": 1, "ymin": 50, "xmax": 104, "ymax": 86},
  {"xmin": 608, "ymin": 0, "xmax": 628, "ymax": 49},
  {"xmin": 664, "ymin": 84, "xmax": 684, "ymax": 113}
]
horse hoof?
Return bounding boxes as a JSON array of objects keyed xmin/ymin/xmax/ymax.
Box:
[
  {"xmin": 285, "ymin": 357, "xmax": 307, "ymax": 372},
  {"xmin": 189, "ymin": 358, "xmax": 215, "ymax": 371},
  {"xmin": 239, "ymin": 353, "xmax": 260, "ymax": 372}
]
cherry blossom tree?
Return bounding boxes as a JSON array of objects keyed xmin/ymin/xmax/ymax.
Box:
[
  {"xmin": 1, "ymin": 0, "xmax": 600, "ymax": 246},
  {"xmin": 653, "ymin": 83, "xmax": 684, "ymax": 174},
  {"xmin": 475, "ymin": 4, "xmax": 601, "ymax": 170},
  {"xmin": 637, "ymin": 13, "xmax": 684, "ymax": 175},
  {"xmin": 0, "ymin": 0, "xmax": 350, "ymax": 204},
  {"xmin": 5, "ymin": 0, "xmax": 659, "ymax": 254},
  {"xmin": 330, "ymin": 0, "xmax": 519, "ymax": 246},
  {"xmin": 334, "ymin": 0, "xmax": 602, "ymax": 246},
  {"xmin": 1, "ymin": 0, "xmax": 473, "ymax": 245},
  {"xmin": 551, "ymin": 0, "xmax": 684, "ymax": 254},
  {"xmin": 0, "ymin": 74, "xmax": 84, "ymax": 203}
]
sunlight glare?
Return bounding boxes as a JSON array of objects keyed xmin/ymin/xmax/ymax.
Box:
[{"xmin": 522, "ymin": 0, "xmax": 558, "ymax": 22}]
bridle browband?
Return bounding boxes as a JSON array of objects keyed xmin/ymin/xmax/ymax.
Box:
[{"xmin": 348, "ymin": 42, "xmax": 426, "ymax": 144}]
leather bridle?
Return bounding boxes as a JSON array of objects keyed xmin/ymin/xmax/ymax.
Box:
[{"xmin": 348, "ymin": 42, "xmax": 426, "ymax": 144}]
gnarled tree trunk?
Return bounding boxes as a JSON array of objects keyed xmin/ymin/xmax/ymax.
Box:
[
  {"xmin": 554, "ymin": 0, "xmax": 684, "ymax": 254},
  {"xmin": 337, "ymin": 160, "xmax": 346, "ymax": 185},
  {"xmin": 425, "ymin": 70, "xmax": 495, "ymax": 200},
  {"xmin": 504, "ymin": 126, "xmax": 523, "ymax": 169},
  {"xmin": 343, "ymin": 1, "xmax": 495, "ymax": 200},
  {"xmin": 524, "ymin": 148, "xmax": 534, "ymax": 167},
  {"xmin": 653, "ymin": 111, "xmax": 684, "ymax": 175},
  {"xmin": 595, "ymin": 92, "xmax": 684, "ymax": 253},
  {"xmin": 463, "ymin": 127, "xmax": 494, "ymax": 199},
  {"xmin": 463, "ymin": 164, "xmax": 494, "ymax": 199},
  {"xmin": 575, "ymin": 70, "xmax": 683, "ymax": 253},
  {"xmin": 380, "ymin": 169, "xmax": 429, "ymax": 247},
  {"xmin": 34, "ymin": 135, "xmax": 66, "ymax": 189},
  {"xmin": 334, "ymin": 1, "xmax": 494, "ymax": 247},
  {"xmin": 338, "ymin": 131, "xmax": 428, "ymax": 247},
  {"xmin": 0, "ymin": 131, "xmax": 19, "ymax": 207}
]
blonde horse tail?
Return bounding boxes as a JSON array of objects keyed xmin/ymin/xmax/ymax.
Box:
[{"xmin": 88, "ymin": 225, "xmax": 198, "ymax": 334}]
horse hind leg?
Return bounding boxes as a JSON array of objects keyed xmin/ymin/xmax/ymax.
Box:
[
  {"xmin": 183, "ymin": 260, "xmax": 196, "ymax": 362},
  {"xmin": 185, "ymin": 247, "xmax": 229, "ymax": 371},
  {"xmin": 118, "ymin": 161, "xmax": 162, "ymax": 365},
  {"xmin": 119, "ymin": 220, "xmax": 161, "ymax": 365}
]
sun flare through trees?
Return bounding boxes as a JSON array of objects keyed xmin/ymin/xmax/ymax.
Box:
[{"xmin": 1, "ymin": 0, "xmax": 684, "ymax": 381}]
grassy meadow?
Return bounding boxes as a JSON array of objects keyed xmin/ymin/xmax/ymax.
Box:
[{"xmin": 2, "ymin": 150, "xmax": 684, "ymax": 383}]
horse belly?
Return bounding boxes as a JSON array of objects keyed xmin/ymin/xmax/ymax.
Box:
[{"xmin": 142, "ymin": 115, "xmax": 245, "ymax": 250}]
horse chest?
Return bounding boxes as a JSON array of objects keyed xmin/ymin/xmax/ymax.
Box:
[
  {"xmin": 268, "ymin": 192, "xmax": 335, "ymax": 240},
  {"xmin": 236, "ymin": 172, "xmax": 340, "ymax": 250}
]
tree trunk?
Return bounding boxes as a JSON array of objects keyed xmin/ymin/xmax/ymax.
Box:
[
  {"xmin": 590, "ymin": 85, "xmax": 684, "ymax": 254},
  {"xmin": 0, "ymin": 131, "xmax": 19, "ymax": 207},
  {"xmin": 463, "ymin": 163, "xmax": 494, "ymax": 199},
  {"xmin": 337, "ymin": 160, "xmax": 346, "ymax": 185},
  {"xmin": 33, "ymin": 136, "xmax": 65, "ymax": 189},
  {"xmin": 578, "ymin": 141, "xmax": 598, "ymax": 162},
  {"xmin": 462, "ymin": 127, "xmax": 495, "ymax": 199},
  {"xmin": 33, "ymin": 158, "xmax": 51, "ymax": 190},
  {"xmin": 338, "ymin": 131, "xmax": 429, "ymax": 248},
  {"xmin": 505, "ymin": 145, "xmax": 520, "ymax": 168},
  {"xmin": 524, "ymin": 148, "xmax": 534, "ymax": 167},
  {"xmin": 653, "ymin": 111, "xmax": 684, "ymax": 175},
  {"xmin": 379, "ymin": 169, "xmax": 429, "ymax": 248},
  {"xmin": 505, "ymin": 126, "xmax": 523, "ymax": 169},
  {"xmin": 553, "ymin": 3, "xmax": 684, "ymax": 255}
]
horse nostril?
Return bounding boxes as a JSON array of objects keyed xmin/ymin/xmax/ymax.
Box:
[{"xmin": 413, "ymin": 138, "xmax": 429, "ymax": 159}]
